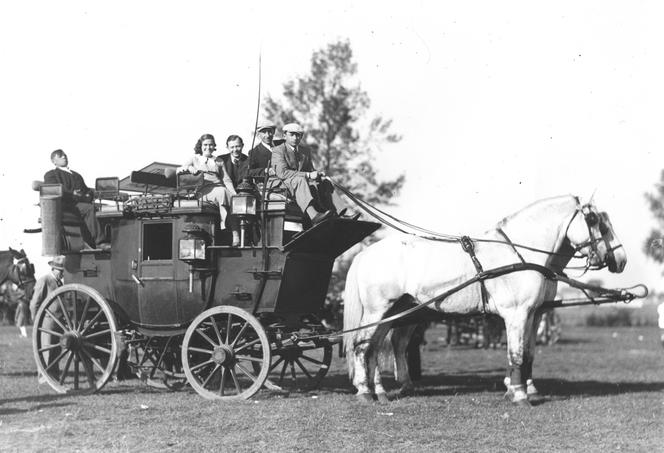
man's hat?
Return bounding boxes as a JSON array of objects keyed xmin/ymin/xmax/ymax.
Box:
[
  {"xmin": 283, "ymin": 123, "xmax": 304, "ymax": 134},
  {"xmin": 256, "ymin": 120, "xmax": 276, "ymax": 132},
  {"xmin": 48, "ymin": 255, "xmax": 66, "ymax": 271}
]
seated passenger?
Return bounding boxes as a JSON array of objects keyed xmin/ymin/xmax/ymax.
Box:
[
  {"xmin": 177, "ymin": 134, "xmax": 238, "ymax": 242},
  {"xmin": 44, "ymin": 149, "xmax": 107, "ymax": 248},
  {"xmin": 216, "ymin": 135, "xmax": 249, "ymax": 189},
  {"xmin": 271, "ymin": 123, "xmax": 347, "ymax": 225},
  {"xmin": 247, "ymin": 121, "xmax": 277, "ymax": 178}
]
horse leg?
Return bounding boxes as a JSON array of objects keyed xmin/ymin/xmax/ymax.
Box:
[
  {"xmin": 502, "ymin": 309, "xmax": 534, "ymax": 407},
  {"xmin": 370, "ymin": 323, "xmax": 393, "ymax": 404},
  {"xmin": 391, "ymin": 324, "xmax": 417, "ymax": 397},
  {"xmin": 503, "ymin": 311, "xmax": 540, "ymax": 401}
]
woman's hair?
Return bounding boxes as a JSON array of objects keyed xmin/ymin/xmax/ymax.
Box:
[
  {"xmin": 226, "ymin": 135, "xmax": 244, "ymax": 146},
  {"xmin": 194, "ymin": 134, "xmax": 216, "ymax": 155}
]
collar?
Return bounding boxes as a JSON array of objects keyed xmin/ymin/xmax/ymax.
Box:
[{"xmin": 56, "ymin": 166, "xmax": 72, "ymax": 174}]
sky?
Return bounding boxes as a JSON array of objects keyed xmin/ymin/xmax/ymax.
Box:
[{"xmin": 1, "ymin": 1, "xmax": 663, "ymax": 294}]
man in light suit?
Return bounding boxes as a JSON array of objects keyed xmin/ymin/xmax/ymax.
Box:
[
  {"xmin": 272, "ymin": 123, "xmax": 344, "ymax": 224},
  {"xmin": 43, "ymin": 149, "xmax": 106, "ymax": 248}
]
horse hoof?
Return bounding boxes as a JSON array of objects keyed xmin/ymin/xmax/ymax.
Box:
[
  {"xmin": 397, "ymin": 385, "xmax": 415, "ymax": 397},
  {"xmin": 503, "ymin": 388, "xmax": 515, "ymax": 401},
  {"xmin": 376, "ymin": 393, "xmax": 390, "ymax": 404},
  {"xmin": 356, "ymin": 393, "xmax": 374, "ymax": 403}
]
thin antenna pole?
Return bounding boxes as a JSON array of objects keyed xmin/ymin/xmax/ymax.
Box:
[{"xmin": 250, "ymin": 51, "xmax": 262, "ymax": 150}]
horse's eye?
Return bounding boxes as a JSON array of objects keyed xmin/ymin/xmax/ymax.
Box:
[{"xmin": 586, "ymin": 212, "xmax": 599, "ymax": 226}]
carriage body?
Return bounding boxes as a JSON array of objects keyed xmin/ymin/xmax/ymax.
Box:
[{"xmin": 32, "ymin": 162, "xmax": 380, "ymax": 398}]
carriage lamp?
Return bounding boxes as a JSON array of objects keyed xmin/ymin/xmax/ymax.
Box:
[
  {"xmin": 231, "ymin": 178, "xmax": 257, "ymax": 247},
  {"xmin": 178, "ymin": 224, "xmax": 209, "ymax": 292}
]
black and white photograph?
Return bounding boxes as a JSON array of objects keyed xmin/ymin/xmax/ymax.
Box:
[{"xmin": 1, "ymin": 2, "xmax": 663, "ymax": 451}]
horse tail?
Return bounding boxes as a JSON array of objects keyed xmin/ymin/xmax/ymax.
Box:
[{"xmin": 343, "ymin": 257, "xmax": 363, "ymax": 381}]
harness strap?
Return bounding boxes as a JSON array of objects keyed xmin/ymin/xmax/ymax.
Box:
[
  {"xmin": 496, "ymin": 228, "xmax": 526, "ymax": 264},
  {"xmin": 459, "ymin": 236, "xmax": 489, "ymax": 313}
]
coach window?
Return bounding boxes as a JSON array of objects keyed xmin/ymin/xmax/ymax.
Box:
[{"xmin": 142, "ymin": 223, "xmax": 172, "ymax": 261}]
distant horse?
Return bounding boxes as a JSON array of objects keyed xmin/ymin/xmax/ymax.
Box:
[
  {"xmin": 0, "ymin": 248, "xmax": 36, "ymax": 302},
  {"xmin": 344, "ymin": 195, "xmax": 626, "ymax": 405}
]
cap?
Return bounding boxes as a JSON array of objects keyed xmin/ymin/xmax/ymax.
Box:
[
  {"xmin": 256, "ymin": 120, "xmax": 276, "ymax": 132},
  {"xmin": 283, "ymin": 123, "xmax": 304, "ymax": 134}
]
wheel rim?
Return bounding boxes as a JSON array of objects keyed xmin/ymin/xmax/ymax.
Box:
[
  {"xmin": 182, "ymin": 306, "xmax": 270, "ymax": 400},
  {"xmin": 265, "ymin": 342, "xmax": 333, "ymax": 390},
  {"xmin": 32, "ymin": 284, "xmax": 118, "ymax": 394}
]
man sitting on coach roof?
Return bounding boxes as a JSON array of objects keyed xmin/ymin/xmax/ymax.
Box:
[
  {"xmin": 247, "ymin": 120, "xmax": 278, "ymax": 178},
  {"xmin": 43, "ymin": 149, "xmax": 108, "ymax": 249},
  {"xmin": 271, "ymin": 123, "xmax": 346, "ymax": 225}
]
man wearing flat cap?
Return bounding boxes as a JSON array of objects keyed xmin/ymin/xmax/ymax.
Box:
[
  {"xmin": 272, "ymin": 122, "xmax": 345, "ymax": 224},
  {"xmin": 247, "ymin": 120, "xmax": 278, "ymax": 178}
]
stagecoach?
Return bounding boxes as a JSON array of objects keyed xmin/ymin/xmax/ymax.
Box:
[{"xmin": 31, "ymin": 162, "xmax": 380, "ymax": 399}]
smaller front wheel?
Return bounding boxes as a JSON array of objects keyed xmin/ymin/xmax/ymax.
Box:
[{"xmin": 182, "ymin": 306, "xmax": 270, "ymax": 400}]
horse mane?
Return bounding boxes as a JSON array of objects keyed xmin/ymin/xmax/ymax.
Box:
[{"xmin": 496, "ymin": 194, "xmax": 579, "ymax": 229}]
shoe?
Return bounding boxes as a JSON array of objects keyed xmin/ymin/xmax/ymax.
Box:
[
  {"xmin": 97, "ymin": 242, "xmax": 111, "ymax": 251},
  {"xmin": 312, "ymin": 210, "xmax": 334, "ymax": 225},
  {"xmin": 350, "ymin": 213, "xmax": 361, "ymax": 221},
  {"xmin": 337, "ymin": 208, "xmax": 348, "ymax": 217}
]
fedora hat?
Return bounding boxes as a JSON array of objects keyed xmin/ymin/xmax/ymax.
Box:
[{"xmin": 48, "ymin": 255, "xmax": 66, "ymax": 270}]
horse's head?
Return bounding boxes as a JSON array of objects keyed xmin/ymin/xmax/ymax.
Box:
[
  {"xmin": 565, "ymin": 202, "xmax": 626, "ymax": 273},
  {"xmin": 10, "ymin": 249, "xmax": 36, "ymax": 299}
]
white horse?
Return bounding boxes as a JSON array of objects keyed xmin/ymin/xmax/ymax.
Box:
[{"xmin": 343, "ymin": 195, "xmax": 626, "ymax": 405}]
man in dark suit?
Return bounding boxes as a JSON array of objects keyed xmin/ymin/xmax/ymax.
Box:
[
  {"xmin": 247, "ymin": 121, "xmax": 277, "ymax": 178},
  {"xmin": 216, "ymin": 135, "xmax": 249, "ymax": 188},
  {"xmin": 272, "ymin": 123, "xmax": 345, "ymax": 224},
  {"xmin": 43, "ymin": 149, "xmax": 106, "ymax": 248}
]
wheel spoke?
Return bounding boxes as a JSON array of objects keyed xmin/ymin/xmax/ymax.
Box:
[
  {"xmin": 44, "ymin": 308, "xmax": 67, "ymax": 332},
  {"xmin": 295, "ymin": 359, "xmax": 313, "ymax": 379},
  {"xmin": 59, "ymin": 352, "xmax": 75, "ymax": 385},
  {"xmin": 225, "ymin": 313, "xmax": 232, "ymax": 344},
  {"xmin": 201, "ymin": 364, "xmax": 221, "ymax": 389},
  {"xmin": 78, "ymin": 351, "xmax": 97, "ymax": 387},
  {"xmin": 74, "ymin": 353, "xmax": 80, "ymax": 390},
  {"xmin": 79, "ymin": 347, "xmax": 107, "ymax": 373},
  {"xmin": 38, "ymin": 343, "xmax": 62, "ymax": 353},
  {"xmin": 236, "ymin": 363, "xmax": 258, "ymax": 384},
  {"xmin": 37, "ymin": 327, "xmax": 63, "ymax": 338},
  {"xmin": 220, "ymin": 366, "xmax": 228, "ymax": 396},
  {"xmin": 194, "ymin": 328, "xmax": 218, "ymax": 348},
  {"xmin": 210, "ymin": 316, "xmax": 223, "ymax": 345},
  {"xmin": 44, "ymin": 350, "xmax": 68, "ymax": 372},
  {"xmin": 278, "ymin": 360, "xmax": 288, "ymax": 383},
  {"xmin": 189, "ymin": 359, "xmax": 215, "ymax": 373},
  {"xmin": 230, "ymin": 321, "xmax": 249, "ymax": 348},
  {"xmin": 234, "ymin": 337, "xmax": 260, "ymax": 354},
  {"xmin": 56, "ymin": 296, "xmax": 74, "ymax": 330},
  {"xmin": 80, "ymin": 310, "xmax": 104, "ymax": 336},
  {"xmin": 269, "ymin": 356, "xmax": 284, "ymax": 373},
  {"xmin": 77, "ymin": 297, "xmax": 91, "ymax": 331},
  {"xmin": 188, "ymin": 346, "xmax": 214, "ymax": 355},
  {"xmin": 236, "ymin": 354, "xmax": 264, "ymax": 363},
  {"xmin": 299, "ymin": 355, "xmax": 325, "ymax": 366},
  {"xmin": 83, "ymin": 328, "xmax": 112, "ymax": 340},
  {"xmin": 81, "ymin": 341, "xmax": 112, "ymax": 355},
  {"xmin": 229, "ymin": 367, "xmax": 242, "ymax": 394},
  {"xmin": 289, "ymin": 360, "xmax": 297, "ymax": 381},
  {"xmin": 71, "ymin": 295, "xmax": 78, "ymax": 332}
]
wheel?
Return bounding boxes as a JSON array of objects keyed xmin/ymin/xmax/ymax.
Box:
[
  {"xmin": 125, "ymin": 334, "xmax": 187, "ymax": 390},
  {"xmin": 265, "ymin": 341, "xmax": 333, "ymax": 391},
  {"xmin": 32, "ymin": 284, "xmax": 118, "ymax": 394},
  {"xmin": 182, "ymin": 306, "xmax": 270, "ymax": 400}
]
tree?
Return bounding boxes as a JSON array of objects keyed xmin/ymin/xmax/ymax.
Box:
[
  {"xmin": 644, "ymin": 170, "xmax": 664, "ymax": 265},
  {"xmin": 263, "ymin": 39, "xmax": 404, "ymax": 204},
  {"xmin": 263, "ymin": 40, "xmax": 405, "ymax": 324}
]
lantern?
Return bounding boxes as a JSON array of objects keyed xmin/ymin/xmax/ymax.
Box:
[{"xmin": 231, "ymin": 178, "xmax": 257, "ymax": 247}]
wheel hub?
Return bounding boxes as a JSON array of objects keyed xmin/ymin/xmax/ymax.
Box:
[
  {"xmin": 60, "ymin": 332, "xmax": 82, "ymax": 351},
  {"xmin": 212, "ymin": 345, "xmax": 234, "ymax": 365}
]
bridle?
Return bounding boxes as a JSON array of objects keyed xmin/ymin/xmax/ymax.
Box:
[
  {"xmin": 10, "ymin": 256, "xmax": 36, "ymax": 288},
  {"xmin": 564, "ymin": 201, "xmax": 619, "ymax": 272}
]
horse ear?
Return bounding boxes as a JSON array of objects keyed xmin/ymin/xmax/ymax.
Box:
[{"xmin": 587, "ymin": 189, "xmax": 597, "ymax": 205}]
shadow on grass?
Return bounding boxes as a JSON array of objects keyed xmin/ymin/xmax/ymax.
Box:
[
  {"xmin": 0, "ymin": 400, "xmax": 74, "ymax": 415},
  {"xmin": 314, "ymin": 370, "xmax": 664, "ymax": 401},
  {"xmin": 0, "ymin": 371, "xmax": 39, "ymax": 377}
]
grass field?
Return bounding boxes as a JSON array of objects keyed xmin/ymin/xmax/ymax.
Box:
[{"xmin": 1, "ymin": 324, "xmax": 663, "ymax": 452}]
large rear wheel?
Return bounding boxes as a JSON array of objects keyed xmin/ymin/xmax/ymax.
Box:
[
  {"xmin": 32, "ymin": 284, "xmax": 118, "ymax": 394},
  {"xmin": 182, "ymin": 306, "xmax": 270, "ymax": 400}
]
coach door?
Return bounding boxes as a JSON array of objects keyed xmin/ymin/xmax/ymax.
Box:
[{"xmin": 137, "ymin": 220, "xmax": 178, "ymax": 327}]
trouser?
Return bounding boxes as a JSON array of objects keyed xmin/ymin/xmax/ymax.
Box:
[
  {"xmin": 14, "ymin": 301, "xmax": 29, "ymax": 327},
  {"xmin": 198, "ymin": 185, "xmax": 232, "ymax": 230},
  {"xmin": 63, "ymin": 202, "xmax": 106, "ymax": 248},
  {"xmin": 281, "ymin": 176, "xmax": 346, "ymax": 216}
]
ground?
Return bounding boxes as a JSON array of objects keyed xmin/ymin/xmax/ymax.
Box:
[{"xmin": 1, "ymin": 324, "xmax": 663, "ymax": 452}]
